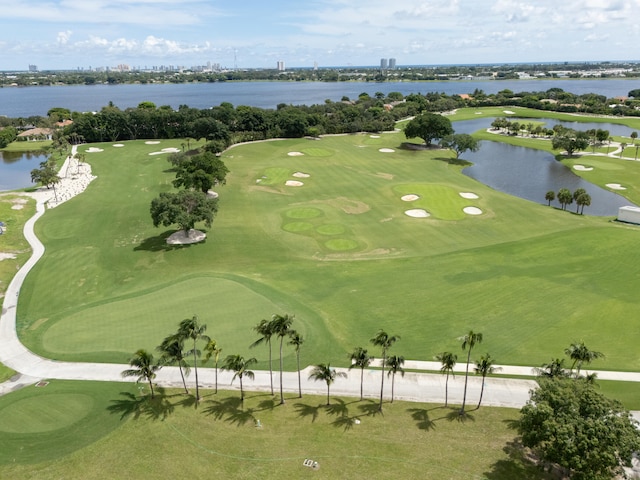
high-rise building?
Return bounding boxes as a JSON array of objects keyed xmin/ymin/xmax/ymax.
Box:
[
  {"xmin": 277, "ymin": 60, "xmax": 285, "ymax": 71},
  {"xmin": 389, "ymin": 58, "xmax": 396, "ymax": 69},
  {"xmin": 380, "ymin": 58, "xmax": 388, "ymax": 69}
]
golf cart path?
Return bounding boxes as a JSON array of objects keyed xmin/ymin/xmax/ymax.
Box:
[{"xmin": 0, "ymin": 152, "xmax": 637, "ymax": 410}]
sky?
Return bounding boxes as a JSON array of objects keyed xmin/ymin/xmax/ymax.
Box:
[{"xmin": 0, "ymin": 0, "xmax": 638, "ymax": 71}]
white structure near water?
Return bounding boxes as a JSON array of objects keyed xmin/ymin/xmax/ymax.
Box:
[{"xmin": 618, "ymin": 206, "xmax": 640, "ymax": 225}]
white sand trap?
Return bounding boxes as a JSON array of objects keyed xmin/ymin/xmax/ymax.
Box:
[
  {"xmin": 166, "ymin": 229, "xmax": 206, "ymax": 245},
  {"xmin": 161, "ymin": 147, "xmax": 180, "ymax": 153},
  {"xmin": 463, "ymin": 207, "xmax": 483, "ymax": 215},
  {"xmin": 573, "ymin": 165, "xmax": 593, "ymax": 171},
  {"xmin": 113, "ymin": 144, "xmax": 125, "ymax": 147},
  {"xmin": 0, "ymin": 253, "xmax": 17, "ymax": 261},
  {"xmin": 401, "ymin": 194, "xmax": 420, "ymax": 202},
  {"xmin": 475, "ymin": 112, "xmax": 483, "ymax": 115},
  {"xmin": 405, "ymin": 209, "xmax": 430, "ymax": 218},
  {"xmin": 370, "ymin": 135, "xmax": 380, "ymax": 138},
  {"xmin": 148, "ymin": 151, "xmax": 166, "ymax": 156},
  {"xmin": 288, "ymin": 151, "xmax": 304, "ymax": 156},
  {"xmin": 606, "ymin": 183, "xmax": 626, "ymax": 190},
  {"xmin": 11, "ymin": 204, "xmax": 23, "ymax": 210},
  {"xmin": 85, "ymin": 147, "xmax": 103, "ymax": 153},
  {"xmin": 285, "ymin": 180, "xmax": 304, "ymax": 187},
  {"xmin": 503, "ymin": 110, "xmax": 515, "ymax": 115},
  {"xmin": 459, "ymin": 192, "xmax": 479, "ymax": 199},
  {"xmin": 207, "ymin": 190, "xmax": 219, "ymax": 199},
  {"xmin": 145, "ymin": 141, "xmax": 161, "ymax": 145},
  {"xmin": 293, "ymin": 172, "xmax": 310, "ymax": 178},
  {"xmin": 379, "ymin": 148, "xmax": 395, "ymax": 153}
]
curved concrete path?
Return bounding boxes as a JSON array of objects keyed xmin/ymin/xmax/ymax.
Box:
[{"xmin": 0, "ymin": 150, "xmax": 637, "ymax": 410}]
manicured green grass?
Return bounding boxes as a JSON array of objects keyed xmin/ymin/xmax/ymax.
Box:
[
  {"xmin": 0, "ymin": 382, "xmax": 548, "ymax": 480},
  {"xmin": 14, "ymin": 133, "xmax": 640, "ymax": 373},
  {"xmin": 1, "ymin": 141, "xmax": 52, "ymax": 153}
]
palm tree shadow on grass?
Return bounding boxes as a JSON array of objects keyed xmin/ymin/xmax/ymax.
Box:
[
  {"xmin": 407, "ymin": 408, "xmax": 436, "ymax": 431},
  {"xmin": 325, "ymin": 398, "xmax": 349, "ymax": 418},
  {"xmin": 107, "ymin": 390, "xmax": 175, "ymax": 421},
  {"xmin": 203, "ymin": 396, "xmax": 243, "ymax": 421},
  {"xmin": 226, "ymin": 407, "xmax": 256, "ymax": 427},
  {"xmin": 446, "ymin": 409, "xmax": 476, "ymax": 423},
  {"xmin": 293, "ymin": 402, "xmax": 323, "ymax": 423},
  {"xmin": 358, "ymin": 399, "xmax": 384, "ymax": 418}
]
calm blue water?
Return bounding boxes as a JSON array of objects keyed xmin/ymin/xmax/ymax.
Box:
[
  {"xmin": 1, "ymin": 78, "xmax": 639, "ymax": 117},
  {"xmin": 0, "ymin": 150, "xmax": 48, "ymax": 191}
]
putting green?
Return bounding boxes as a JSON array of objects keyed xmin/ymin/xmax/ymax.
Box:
[
  {"xmin": 39, "ymin": 276, "xmax": 307, "ymax": 362},
  {"xmin": 325, "ymin": 238, "xmax": 359, "ymax": 251},
  {"xmin": 283, "ymin": 221, "xmax": 314, "ymax": 233},
  {"xmin": 258, "ymin": 167, "xmax": 290, "ymax": 185},
  {"xmin": 0, "ymin": 393, "xmax": 93, "ymax": 433},
  {"xmin": 316, "ymin": 224, "xmax": 346, "ymax": 235},
  {"xmin": 394, "ymin": 184, "xmax": 475, "ymax": 220},
  {"xmin": 285, "ymin": 207, "xmax": 323, "ymax": 219}
]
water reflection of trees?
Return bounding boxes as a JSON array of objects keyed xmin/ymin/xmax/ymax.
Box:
[{"xmin": 0, "ymin": 150, "xmax": 48, "ymax": 165}]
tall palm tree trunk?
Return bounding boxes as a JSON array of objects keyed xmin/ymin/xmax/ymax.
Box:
[
  {"xmin": 360, "ymin": 368, "xmax": 365, "ymax": 400},
  {"xmin": 240, "ymin": 376, "xmax": 244, "ymax": 404},
  {"xmin": 379, "ymin": 354, "xmax": 386, "ymax": 411},
  {"xmin": 391, "ymin": 372, "xmax": 395, "ymax": 403},
  {"xmin": 214, "ymin": 361, "xmax": 218, "ymax": 394},
  {"xmin": 326, "ymin": 383, "xmax": 330, "ymax": 405},
  {"xmin": 193, "ymin": 340, "xmax": 200, "ymax": 402},
  {"xmin": 444, "ymin": 371, "xmax": 450, "ymax": 407},
  {"xmin": 296, "ymin": 351, "xmax": 302, "ymax": 398},
  {"xmin": 460, "ymin": 350, "xmax": 472, "ymax": 415},
  {"xmin": 179, "ymin": 365, "xmax": 188, "ymax": 394},
  {"xmin": 279, "ymin": 337, "xmax": 285, "ymax": 404},
  {"xmin": 268, "ymin": 340, "xmax": 274, "ymax": 395},
  {"xmin": 148, "ymin": 377, "xmax": 155, "ymax": 399},
  {"xmin": 476, "ymin": 375, "xmax": 487, "ymax": 410}
]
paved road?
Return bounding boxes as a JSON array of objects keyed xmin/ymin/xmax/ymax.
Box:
[{"xmin": 0, "ymin": 163, "xmax": 636, "ymax": 410}]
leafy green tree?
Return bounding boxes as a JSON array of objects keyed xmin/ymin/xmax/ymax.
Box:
[
  {"xmin": 121, "ymin": 349, "xmax": 161, "ymax": 399},
  {"xmin": 308, "ymin": 363, "xmax": 346, "ymax": 406},
  {"xmin": 440, "ymin": 133, "xmax": 480, "ymax": 158},
  {"xmin": 0, "ymin": 126, "xmax": 17, "ymax": 148},
  {"xmin": 170, "ymin": 151, "xmax": 229, "ymax": 194},
  {"xmin": 288, "ymin": 331, "xmax": 304, "ymax": 398},
  {"xmin": 435, "ymin": 351, "xmax": 457, "ymax": 407},
  {"xmin": 519, "ymin": 377, "xmax": 640, "ymax": 480},
  {"xmin": 386, "ymin": 355, "xmax": 405, "ymax": 403},
  {"xmin": 370, "ymin": 330, "xmax": 400, "ymax": 411},
  {"xmin": 551, "ymin": 130, "xmax": 589, "ymax": 156},
  {"xmin": 222, "ymin": 354, "xmax": 257, "ymax": 405},
  {"xmin": 250, "ymin": 319, "xmax": 275, "ymax": 395},
  {"xmin": 557, "ymin": 188, "xmax": 573, "ymax": 211},
  {"xmin": 150, "ymin": 190, "xmax": 218, "ymax": 234},
  {"xmin": 349, "ymin": 347, "xmax": 374, "ymax": 401},
  {"xmin": 565, "ymin": 341, "xmax": 604, "ymax": 377},
  {"xmin": 271, "ymin": 313, "xmax": 294, "ymax": 404},
  {"xmin": 177, "ymin": 315, "xmax": 210, "ymax": 402},
  {"xmin": 459, "ymin": 330, "xmax": 483, "ymax": 415},
  {"xmin": 30, "ymin": 159, "xmax": 60, "ymax": 201},
  {"xmin": 202, "ymin": 338, "xmax": 222, "ymax": 394},
  {"xmin": 473, "ymin": 353, "xmax": 499, "ymax": 409},
  {"xmin": 544, "ymin": 190, "xmax": 555, "ymax": 206},
  {"xmin": 157, "ymin": 334, "xmax": 190, "ymax": 394},
  {"xmin": 403, "ymin": 112, "xmax": 454, "ymax": 146}
]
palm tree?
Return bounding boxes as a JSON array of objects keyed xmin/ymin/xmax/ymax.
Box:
[
  {"xmin": 178, "ymin": 315, "xmax": 210, "ymax": 401},
  {"xmin": 370, "ymin": 329, "xmax": 400, "ymax": 412},
  {"xmin": 288, "ymin": 330, "xmax": 304, "ymax": 398},
  {"xmin": 250, "ymin": 319, "xmax": 275, "ymax": 395},
  {"xmin": 435, "ymin": 351, "xmax": 457, "ymax": 407},
  {"xmin": 121, "ymin": 349, "xmax": 161, "ymax": 399},
  {"xmin": 386, "ymin": 355, "xmax": 405, "ymax": 403},
  {"xmin": 576, "ymin": 193, "xmax": 591, "ymax": 215},
  {"xmin": 202, "ymin": 338, "xmax": 222, "ymax": 394},
  {"xmin": 564, "ymin": 341, "xmax": 604, "ymax": 377},
  {"xmin": 544, "ymin": 190, "xmax": 555, "ymax": 206},
  {"xmin": 308, "ymin": 363, "xmax": 346, "ymax": 405},
  {"xmin": 221, "ymin": 354, "xmax": 257, "ymax": 405},
  {"xmin": 349, "ymin": 347, "xmax": 374, "ymax": 400},
  {"xmin": 270, "ymin": 313, "xmax": 294, "ymax": 405},
  {"xmin": 459, "ymin": 330, "xmax": 483, "ymax": 415},
  {"xmin": 474, "ymin": 353, "xmax": 500, "ymax": 409},
  {"xmin": 156, "ymin": 334, "xmax": 190, "ymax": 394}
]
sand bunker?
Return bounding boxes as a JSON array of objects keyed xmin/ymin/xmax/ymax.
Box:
[
  {"xmin": 503, "ymin": 110, "xmax": 515, "ymax": 115},
  {"xmin": 404, "ymin": 209, "xmax": 430, "ymax": 218},
  {"xmin": 401, "ymin": 194, "xmax": 420, "ymax": 202},
  {"xmin": 207, "ymin": 190, "xmax": 219, "ymax": 199},
  {"xmin": 293, "ymin": 172, "xmax": 310, "ymax": 178},
  {"xmin": 606, "ymin": 183, "xmax": 626, "ymax": 190},
  {"xmin": 113, "ymin": 144, "xmax": 124, "ymax": 147},
  {"xmin": 166, "ymin": 229, "xmax": 206, "ymax": 245},
  {"xmin": 379, "ymin": 148, "xmax": 395, "ymax": 153},
  {"xmin": 161, "ymin": 147, "xmax": 180, "ymax": 153},
  {"xmin": 0, "ymin": 253, "xmax": 17, "ymax": 261},
  {"xmin": 459, "ymin": 192, "xmax": 479, "ymax": 199},
  {"xmin": 145, "ymin": 141, "xmax": 161, "ymax": 145},
  {"xmin": 148, "ymin": 151, "xmax": 166, "ymax": 156},
  {"xmin": 370, "ymin": 135, "xmax": 380, "ymax": 138},
  {"xmin": 463, "ymin": 207, "xmax": 483, "ymax": 215},
  {"xmin": 288, "ymin": 152, "xmax": 304, "ymax": 156},
  {"xmin": 285, "ymin": 180, "xmax": 304, "ymax": 187},
  {"xmin": 573, "ymin": 165, "xmax": 594, "ymax": 171},
  {"xmin": 85, "ymin": 147, "xmax": 103, "ymax": 153}
]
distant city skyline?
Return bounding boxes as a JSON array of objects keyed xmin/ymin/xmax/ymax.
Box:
[{"xmin": 0, "ymin": 1, "xmax": 637, "ymax": 71}]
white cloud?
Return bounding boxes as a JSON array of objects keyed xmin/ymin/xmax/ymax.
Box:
[{"xmin": 57, "ymin": 31, "xmax": 73, "ymax": 45}]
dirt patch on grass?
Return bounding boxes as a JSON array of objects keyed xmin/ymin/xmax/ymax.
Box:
[
  {"xmin": 249, "ymin": 185, "xmax": 291, "ymax": 195},
  {"xmin": 374, "ymin": 172, "xmax": 394, "ymax": 180},
  {"xmin": 308, "ymin": 197, "xmax": 370, "ymax": 214}
]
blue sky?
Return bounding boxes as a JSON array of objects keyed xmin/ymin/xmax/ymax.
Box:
[{"xmin": 0, "ymin": 0, "xmax": 636, "ymax": 71}]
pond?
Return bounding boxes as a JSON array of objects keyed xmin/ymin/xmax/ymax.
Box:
[{"xmin": 0, "ymin": 150, "xmax": 48, "ymax": 191}]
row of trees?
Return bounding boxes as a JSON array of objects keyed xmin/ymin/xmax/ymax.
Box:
[{"xmin": 545, "ymin": 188, "xmax": 592, "ymax": 214}]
